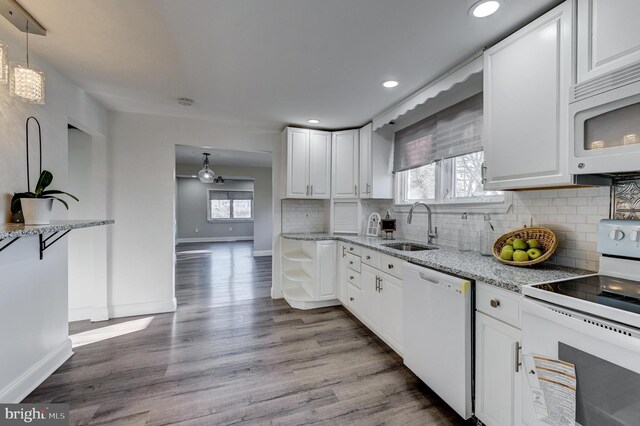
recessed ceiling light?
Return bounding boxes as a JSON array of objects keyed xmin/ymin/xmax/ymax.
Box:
[
  {"xmin": 470, "ymin": 0, "xmax": 500, "ymax": 18},
  {"xmin": 307, "ymin": 119, "xmax": 320, "ymax": 124},
  {"xmin": 382, "ymin": 80, "xmax": 399, "ymax": 88}
]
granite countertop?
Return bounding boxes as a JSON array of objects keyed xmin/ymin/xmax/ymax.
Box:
[
  {"xmin": 282, "ymin": 233, "xmax": 592, "ymax": 293},
  {"xmin": 0, "ymin": 220, "xmax": 115, "ymax": 240}
]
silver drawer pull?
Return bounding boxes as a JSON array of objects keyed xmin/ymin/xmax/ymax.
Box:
[
  {"xmin": 349, "ymin": 261, "xmax": 354, "ymax": 265},
  {"xmin": 490, "ymin": 299, "xmax": 501, "ymax": 308},
  {"xmin": 366, "ymin": 255, "xmax": 371, "ymax": 260},
  {"xmin": 350, "ymin": 297, "xmax": 354, "ymax": 301},
  {"xmin": 349, "ymin": 247, "xmax": 354, "ymax": 251},
  {"xmin": 350, "ymin": 276, "xmax": 354, "ymax": 280},
  {"xmin": 388, "ymin": 264, "xmax": 394, "ymax": 269}
]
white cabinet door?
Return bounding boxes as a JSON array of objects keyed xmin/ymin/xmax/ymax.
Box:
[
  {"xmin": 378, "ymin": 272, "xmax": 403, "ymax": 354},
  {"xmin": 286, "ymin": 128, "xmax": 310, "ymax": 197},
  {"xmin": 359, "ymin": 124, "xmax": 372, "ymax": 199},
  {"xmin": 577, "ymin": 0, "xmax": 640, "ymax": 84},
  {"xmin": 484, "ymin": 2, "xmax": 573, "ymax": 190},
  {"xmin": 315, "ymin": 241, "xmax": 337, "ymax": 300},
  {"xmin": 475, "ymin": 312, "xmax": 522, "ymax": 426},
  {"xmin": 309, "ymin": 130, "xmax": 331, "ymax": 199},
  {"xmin": 360, "ymin": 264, "xmax": 380, "ymax": 328},
  {"xmin": 332, "ymin": 130, "xmax": 360, "ymax": 198}
]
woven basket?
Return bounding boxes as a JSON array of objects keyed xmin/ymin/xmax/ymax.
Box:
[{"xmin": 493, "ymin": 227, "xmax": 558, "ymax": 267}]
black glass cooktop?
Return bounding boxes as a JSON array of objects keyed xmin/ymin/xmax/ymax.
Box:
[{"xmin": 532, "ymin": 275, "xmax": 640, "ymax": 315}]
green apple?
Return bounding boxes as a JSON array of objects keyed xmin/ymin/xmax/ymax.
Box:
[
  {"xmin": 513, "ymin": 250, "xmax": 530, "ymax": 262},
  {"xmin": 527, "ymin": 248, "xmax": 542, "ymax": 260},
  {"xmin": 527, "ymin": 239, "xmax": 542, "ymax": 249},
  {"xmin": 502, "ymin": 245, "xmax": 514, "ymax": 252},
  {"xmin": 506, "ymin": 237, "xmax": 516, "ymax": 246},
  {"xmin": 513, "ymin": 239, "xmax": 528, "ymax": 250},
  {"xmin": 500, "ymin": 250, "xmax": 514, "ymax": 261}
]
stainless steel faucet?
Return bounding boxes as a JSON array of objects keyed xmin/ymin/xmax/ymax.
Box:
[{"xmin": 407, "ymin": 201, "xmax": 438, "ymax": 244}]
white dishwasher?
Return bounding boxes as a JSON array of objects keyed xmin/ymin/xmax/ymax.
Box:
[{"xmin": 403, "ymin": 262, "xmax": 473, "ymax": 420}]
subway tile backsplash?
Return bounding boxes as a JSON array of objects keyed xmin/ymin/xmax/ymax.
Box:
[
  {"xmin": 281, "ymin": 199, "xmax": 327, "ymax": 233},
  {"xmin": 283, "ymin": 181, "xmax": 640, "ymax": 272}
]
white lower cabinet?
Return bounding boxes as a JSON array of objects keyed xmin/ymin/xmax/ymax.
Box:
[
  {"xmin": 359, "ymin": 264, "xmax": 404, "ymax": 355},
  {"xmin": 475, "ymin": 311, "xmax": 522, "ymax": 426}
]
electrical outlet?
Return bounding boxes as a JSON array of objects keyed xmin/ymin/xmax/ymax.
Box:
[
  {"xmin": 228, "ymin": 227, "xmax": 233, "ymax": 231},
  {"xmin": 195, "ymin": 228, "xmax": 199, "ymax": 233}
]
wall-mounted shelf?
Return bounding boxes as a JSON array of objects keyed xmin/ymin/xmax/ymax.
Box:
[{"xmin": 0, "ymin": 220, "xmax": 114, "ymax": 260}]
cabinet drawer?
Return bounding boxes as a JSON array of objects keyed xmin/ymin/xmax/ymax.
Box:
[
  {"xmin": 345, "ymin": 244, "xmax": 362, "ymax": 257},
  {"xmin": 379, "ymin": 253, "xmax": 403, "ymax": 279},
  {"xmin": 476, "ymin": 282, "xmax": 522, "ymax": 328},
  {"xmin": 346, "ymin": 253, "xmax": 361, "ymax": 273},
  {"xmin": 346, "ymin": 282, "xmax": 363, "ymax": 315},
  {"xmin": 346, "ymin": 270, "xmax": 361, "ymax": 289},
  {"xmin": 361, "ymin": 248, "xmax": 380, "ymax": 269}
]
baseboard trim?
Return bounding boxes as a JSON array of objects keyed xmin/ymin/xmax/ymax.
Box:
[
  {"xmin": 68, "ymin": 306, "xmax": 110, "ymax": 323},
  {"xmin": 176, "ymin": 236, "xmax": 254, "ymax": 244},
  {"xmin": 253, "ymin": 250, "xmax": 272, "ymax": 257},
  {"xmin": 108, "ymin": 298, "xmax": 177, "ymax": 319},
  {"xmin": 0, "ymin": 339, "xmax": 73, "ymax": 403}
]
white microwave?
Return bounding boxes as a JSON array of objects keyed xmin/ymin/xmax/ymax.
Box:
[{"xmin": 569, "ymin": 66, "xmax": 640, "ymax": 175}]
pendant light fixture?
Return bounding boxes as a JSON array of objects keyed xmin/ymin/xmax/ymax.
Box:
[
  {"xmin": 10, "ymin": 21, "xmax": 45, "ymax": 104},
  {"xmin": 0, "ymin": 40, "xmax": 7, "ymax": 85},
  {"xmin": 198, "ymin": 153, "xmax": 215, "ymax": 183}
]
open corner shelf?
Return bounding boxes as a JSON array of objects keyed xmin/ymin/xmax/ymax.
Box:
[
  {"xmin": 282, "ymin": 251, "xmax": 313, "ymax": 262},
  {"xmin": 282, "ymin": 286, "xmax": 313, "ymax": 302},
  {"xmin": 0, "ymin": 220, "xmax": 114, "ymax": 260},
  {"xmin": 282, "ymin": 269, "xmax": 313, "ymax": 282}
]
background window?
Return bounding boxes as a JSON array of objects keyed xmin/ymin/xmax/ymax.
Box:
[
  {"xmin": 407, "ymin": 164, "xmax": 436, "ymax": 200},
  {"xmin": 208, "ymin": 190, "xmax": 254, "ymax": 220},
  {"xmin": 451, "ymin": 151, "xmax": 502, "ymax": 199}
]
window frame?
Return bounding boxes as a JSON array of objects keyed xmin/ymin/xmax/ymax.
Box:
[
  {"xmin": 394, "ymin": 151, "xmax": 509, "ymax": 212},
  {"xmin": 206, "ymin": 190, "xmax": 254, "ymax": 222}
]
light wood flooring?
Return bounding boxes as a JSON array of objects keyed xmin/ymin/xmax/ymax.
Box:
[{"xmin": 25, "ymin": 241, "xmax": 471, "ymax": 425}]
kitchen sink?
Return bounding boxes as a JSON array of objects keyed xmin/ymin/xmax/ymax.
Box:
[{"xmin": 382, "ymin": 242, "xmax": 438, "ymax": 252}]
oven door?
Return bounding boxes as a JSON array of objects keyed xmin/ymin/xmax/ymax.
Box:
[
  {"xmin": 521, "ymin": 298, "xmax": 640, "ymax": 426},
  {"xmin": 569, "ymin": 79, "xmax": 640, "ymax": 175}
]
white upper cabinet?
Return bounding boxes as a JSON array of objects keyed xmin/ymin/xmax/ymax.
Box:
[
  {"xmin": 283, "ymin": 127, "xmax": 331, "ymax": 199},
  {"xmin": 576, "ymin": 0, "xmax": 640, "ymax": 84},
  {"xmin": 309, "ymin": 130, "xmax": 332, "ymax": 198},
  {"xmin": 332, "ymin": 129, "xmax": 360, "ymax": 198},
  {"xmin": 483, "ymin": 2, "xmax": 573, "ymax": 190},
  {"xmin": 359, "ymin": 123, "xmax": 394, "ymax": 199}
]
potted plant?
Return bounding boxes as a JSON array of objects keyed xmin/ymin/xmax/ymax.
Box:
[{"xmin": 11, "ymin": 170, "xmax": 79, "ymax": 225}]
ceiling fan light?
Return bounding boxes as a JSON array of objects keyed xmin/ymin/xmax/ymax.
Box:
[
  {"xmin": 10, "ymin": 62, "xmax": 45, "ymax": 104},
  {"xmin": 0, "ymin": 41, "xmax": 8, "ymax": 85}
]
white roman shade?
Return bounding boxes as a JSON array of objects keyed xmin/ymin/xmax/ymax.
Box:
[
  {"xmin": 209, "ymin": 190, "xmax": 253, "ymax": 200},
  {"xmin": 393, "ymin": 93, "xmax": 483, "ymax": 172}
]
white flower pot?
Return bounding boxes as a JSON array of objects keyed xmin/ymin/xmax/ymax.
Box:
[{"xmin": 21, "ymin": 198, "xmax": 53, "ymax": 225}]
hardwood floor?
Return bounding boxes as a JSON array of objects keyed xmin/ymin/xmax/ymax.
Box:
[{"xmin": 25, "ymin": 241, "xmax": 471, "ymax": 425}]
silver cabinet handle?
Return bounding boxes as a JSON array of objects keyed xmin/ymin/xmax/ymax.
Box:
[
  {"xmin": 349, "ymin": 261, "xmax": 354, "ymax": 265},
  {"xmin": 350, "ymin": 297, "xmax": 354, "ymax": 301},
  {"xmin": 349, "ymin": 275, "xmax": 354, "ymax": 280},
  {"xmin": 514, "ymin": 343, "xmax": 522, "ymax": 373},
  {"xmin": 349, "ymin": 247, "xmax": 354, "ymax": 251},
  {"xmin": 355, "ymin": 185, "xmax": 358, "ymax": 196},
  {"xmin": 481, "ymin": 162, "xmax": 487, "ymax": 185},
  {"xmin": 378, "ymin": 277, "xmax": 383, "ymax": 292},
  {"xmin": 342, "ymin": 246, "xmax": 346, "ymax": 258},
  {"xmin": 366, "ymin": 183, "xmax": 370, "ymax": 194},
  {"xmin": 490, "ymin": 299, "xmax": 500, "ymax": 308},
  {"xmin": 388, "ymin": 264, "xmax": 394, "ymax": 270},
  {"xmin": 366, "ymin": 255, "xmax": 371, "ymax": 260},
  {"xmin": 311, "ymin": 185, "xmax": 314, "ymax": 196},
  {"xmin": 306, "ymin": 184, "xmax": 310, "ymax": 196},
  {"xmin": 375, "ymin": 276, "xmax": 380, "ymax": 292}
]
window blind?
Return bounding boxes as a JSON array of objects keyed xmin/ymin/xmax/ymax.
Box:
[
  {"xmin": 208, "ymin": 190, "xmax": 253, "ymax": 200},
  {"xmin": 393, "ymin": 93, "xmax": 483, "ymax": 172}
]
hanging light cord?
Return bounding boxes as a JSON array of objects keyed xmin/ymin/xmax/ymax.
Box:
[{"xmin": 26, "ymin": 21, "xmax": 29, "ymax": 67}]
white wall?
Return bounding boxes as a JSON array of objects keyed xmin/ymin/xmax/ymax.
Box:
[
  {"xmin": 0, "ymin": 23, "xmax": 108, "ymax": 402},
  {"xmin": 107, "ymin": 112, "xmax": 280, "ymax": 318}
]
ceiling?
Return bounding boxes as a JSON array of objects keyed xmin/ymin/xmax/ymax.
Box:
[
  {"xmin": 7, "ymin": 0, "xmax": 562, "ymax": 130},
  {"xmin": 175, "ymin": 145, "xmax": 272, "ymax": 168}
]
